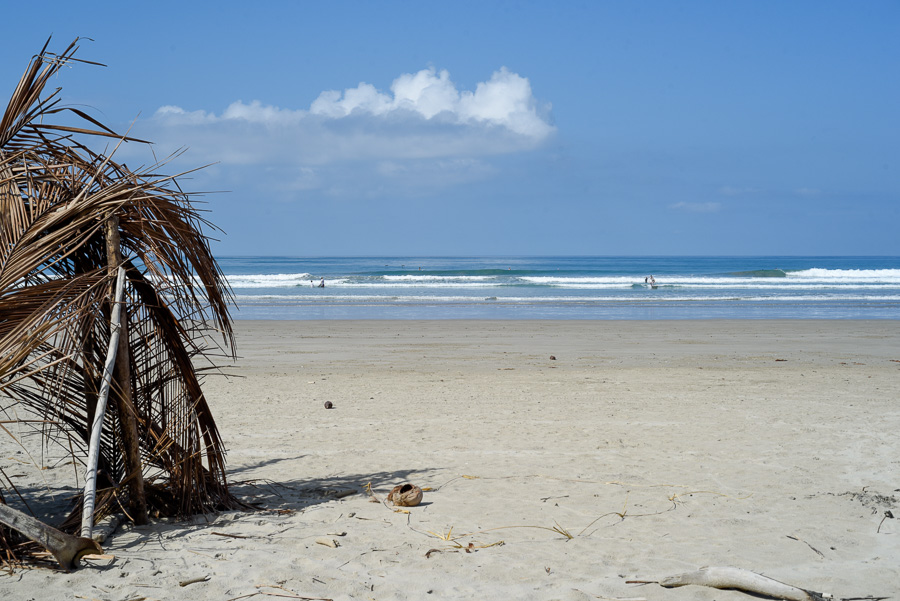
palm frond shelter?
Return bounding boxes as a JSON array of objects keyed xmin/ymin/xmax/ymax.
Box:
[{"xmin": 0, "ymin": 39, "xmax": 239, "ymax": 566}]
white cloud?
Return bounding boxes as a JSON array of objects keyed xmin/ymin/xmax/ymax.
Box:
[
  {"xmin": 154, "ymin": 105, "xmax": 217, "ymax": 124},
  {"xmin": 136, "ymin": 67, "xmax": 553, "ymax": 198},
  {"xmin": 144, "ymin": 66, "xmax": 553, "ymax": 164},
  {"xmin": 305, "ymin": 67, "xmax": 554, "ymax": 139},
  {"xmin": 391, "ymin": 69, "xmax": 458, "ymax": 118},
  {"xmin": 670, "ymin": 201, "xmax": 721, "ymax": 213}
]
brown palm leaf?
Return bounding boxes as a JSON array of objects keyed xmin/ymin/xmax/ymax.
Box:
[{"xmin": 1, "ymin": 37, "xmax": 239, "ymax": 557}]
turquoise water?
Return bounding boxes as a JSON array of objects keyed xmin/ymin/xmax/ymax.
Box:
[{"xmin": 218, "ymin": 256, "xmax": 900, "ymax": 320}]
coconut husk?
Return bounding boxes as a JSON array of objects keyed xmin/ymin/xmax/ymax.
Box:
[{"xmin": 387, "ymin": 483, "xmax": 423, "ymax": 507}]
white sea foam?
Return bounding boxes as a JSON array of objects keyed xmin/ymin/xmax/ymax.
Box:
[
  {"xmin": 522, "ymin": 274, "xmax": 900, "ymax": 289},
  {"xmin": 223, "ymin": 269, "xmax": 900, "ymax": 290},
  {"xmin": 224, "ymin": 273, "xmax": 312, "ymax": 288},
  {"xmin": 382, "ymin": 275, "xmax": 494, "ymax": 282},
  {"xmin": 337, "ymin": 282, "xmax": 501, "ymax": 289},
  {"xmin": 521, "ymin": 276, "xmax": 640, "ymax": 285},
  {"xmin": 787, "ymin": 268, "xmax": 900, "ymax": 282},
  {"xmin": 224, "ymin": 273, "xmax": 503, "ymax": 288}
]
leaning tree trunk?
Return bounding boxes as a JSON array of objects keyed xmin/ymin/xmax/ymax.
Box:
[{"xmin": 104, "ymin": 213, "xmax": 148, "ymax": 525}]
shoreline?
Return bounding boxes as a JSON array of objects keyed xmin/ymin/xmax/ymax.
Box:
[
  {"xmin": 227, "ymin": 306, "xmax": 900, "ymax": 320},
  {"xmin": 3, "ymin": 319, "xmax": 898, "ymax": 599},
  {"xmin": 224, "ymin": 319, "xmax": 900, "ymax": 366}
]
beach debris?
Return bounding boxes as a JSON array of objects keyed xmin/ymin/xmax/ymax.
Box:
[
  {"xmin": 627, "ymin": 566, "xmax": 831, "ymax": 601},
  {"xmin": 425, "ymin": 543, "xmax": 475, "ymax": 558},
  {"xmin": 211, "ymin": 531, "xmax": 251, "ymax": 539},
  {"xmin": 240, "ymin": 585, "xmax": 334, "ymax": 601},
  {"xmin": 786, "ymin": 534, "xmax": 825, "ymax": 558},
  {"xmin": 179, "ymin": 575, "xmax": 211, "ymax": 587},
  {"xmin": 387, "ymin": 483, "xmax": 424, "ymax": 507},
  {"xmin": 550, "ymin": 355, "xmax": 556, "ymax": 360},
  {"xmin": 90, "ymin": 514, "xmax": 121, "ymax": 544},
  {"xmin": 324, "ymin": 401, "xmax": 334, "ymax": 409},
  {"xmin": 299, "ymin": 486, "xmax": 357, "ymax": 499},
  {"xmin": 425, "ymin": 541, "xmax": 499, "ymax": 558},
  {"xmin": 315, "ymin": 537, "xmax": 340, "ymax": 548},
  {"xmin": 0, "ymin": 503, "xmax": 103, "ymax": 571},
  {"xmin": 877, "ymin": 509, "xmax": 893, "ymax": 533},
  {"xmin": 364, "ymin": 482, "xmax": 381, "ymax": 503},
  {"xmin": 427, "ymin": 526, "xmax": 459, "ymax": 541}
]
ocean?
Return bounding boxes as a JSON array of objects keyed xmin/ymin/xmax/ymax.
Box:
[{"xmin": 217, "ymin": 256, "xmax": 900, "ymax": 320}]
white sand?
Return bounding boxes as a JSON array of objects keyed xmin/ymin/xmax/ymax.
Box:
[{"xmin": 2, "ymin": 320, "xmax": 899, "ymax": 600}]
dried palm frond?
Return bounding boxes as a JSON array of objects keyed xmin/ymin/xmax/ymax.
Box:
[{"xmin": 1, "ymin": 38, "xmax": 239, "ymax": 562}]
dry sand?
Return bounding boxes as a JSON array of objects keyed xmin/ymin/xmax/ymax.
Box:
[{"xmin": 2, "ymin": 320, "xmax": 899, "ymax": 600}]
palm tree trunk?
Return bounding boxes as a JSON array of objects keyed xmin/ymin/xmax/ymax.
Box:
[{"xmin": 105, "ymin": 214, "xmax": 149, "ymax": 525}]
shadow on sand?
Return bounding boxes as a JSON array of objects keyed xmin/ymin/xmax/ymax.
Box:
[{"xmin": 225, "ymin": 458, "xmax": 434, "ymax": 513}]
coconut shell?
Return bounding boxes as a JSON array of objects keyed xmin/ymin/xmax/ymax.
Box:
[{"xmin": 387, "ymin": 483, "xmax": 423, "ymax": 507}]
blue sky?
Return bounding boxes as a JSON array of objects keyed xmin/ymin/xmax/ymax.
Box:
[{"xmin": 3, "ymin": 1, "xmax": 898, "ymax": 256}]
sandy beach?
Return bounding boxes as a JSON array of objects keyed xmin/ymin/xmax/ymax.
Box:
[{"xmin": 2, "ymin": 320, "xmax": 898, "ymax": 600}]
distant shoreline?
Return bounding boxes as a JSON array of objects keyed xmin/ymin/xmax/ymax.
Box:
[{"xmin": 226, "ymin": 311, "xmax": 900, "ymax": 321}]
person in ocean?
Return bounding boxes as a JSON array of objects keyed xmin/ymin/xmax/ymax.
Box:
[
  {"xmin": 318, "ymin": 278, "xmax": 325, "ymax": 288},
  {"xmin": 649, "ymin": 275, "xmax": 656, "ymax": 286}
]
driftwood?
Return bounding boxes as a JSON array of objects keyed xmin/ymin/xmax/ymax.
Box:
[
  {"xmin": 629, "ymin": 566, "xmax": 829, "ymax": 601},
  {"xmin": 0, "ymin": 503, "xmax": 102, "ymax": 571}
]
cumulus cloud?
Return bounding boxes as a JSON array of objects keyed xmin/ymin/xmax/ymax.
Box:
[
  {"xmin": 141, "ymin": 67, "xmax": 553, "ymax": 176},
  {"xmin": 304, "ymin": 67, "xmax": 555, "ymax": 139}
]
